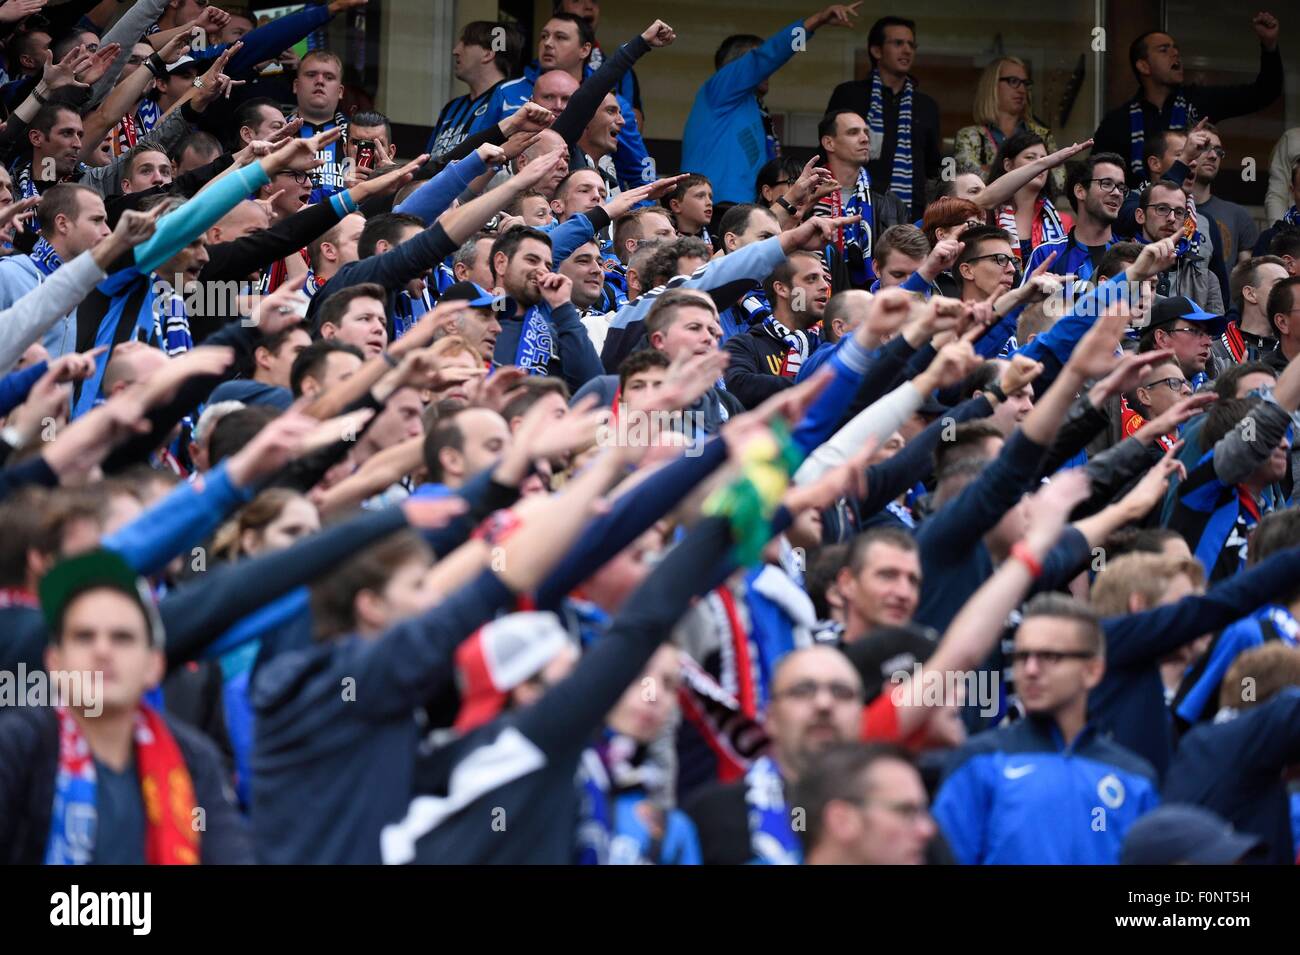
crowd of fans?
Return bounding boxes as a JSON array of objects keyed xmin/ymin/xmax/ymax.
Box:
[{"xmin": 0, "ymin": 0, "xmax": 1297, "ymax": 866}]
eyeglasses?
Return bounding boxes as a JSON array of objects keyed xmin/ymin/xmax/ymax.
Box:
[
  {"xmin": 1204, "ymin": 146, "xmax": 1227, "ymax": 159},
  {"xmin": 277, "ymin": 170, "xmax": 313, "ymax": 185},
  {"xmin": 862, "ymin": 799, "xmax": 932, "ymax": 823},
  {"xmin": 998, "ymin": 76, "xmax": 1032, "ymax": 90},
  {"xmin": 1087, "ymin": 178, "xmax": 1126, "ymax": 195},
  {"xmin": 1144, "ymin": 203, "xmax": 1188, "ymax": 220},
  {"xmin": 1009, "ymin": 649, "xmax": 1096, "ymax": 666},
  {"xmin": 1141, "ymin": 376, "xmax": 1192, "ymax": 393},
  {"xmin": 1165, "ymin": 325, "xmax": 1211, "ymax": 339},
  {"xmin": 773, "ymin": 679, "xmax": 862, "ymax": 703},
  {"xmin": 967, "ymin": 252, "xmax": 1016, "ymax": 269}
]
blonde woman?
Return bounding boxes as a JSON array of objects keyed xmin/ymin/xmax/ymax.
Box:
[{"xmin": 954, "ymin": 57, "xmax": 1064, "ymax": 197}]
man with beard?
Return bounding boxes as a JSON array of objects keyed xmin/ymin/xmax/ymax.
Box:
[
  {"xmin": 489, "ymin": 225, "xmax": 602, "ymax": 391},
  {"xmin": 723, "ymin": 250, "xmax": 829, "ymax": 407},
  {"xmin": 1022, "ymin": 153, "xmax": 1126, "ymax": 284},
  {"xmin": 1132, "ymin": 180, "xmax": 1224, "ymax": 313},
  {"xmin": 683, "ymin": 645, "xmax": 866, "ymax": 864}
]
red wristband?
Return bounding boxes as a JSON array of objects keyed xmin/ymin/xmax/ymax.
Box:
[
  {"xmin": 473, "ymin": 509, "xmax": 523, "ymax": 547},
  {"xmin": 1009, "ymin": 541, "xmax": 1042, "ymax": 579}
]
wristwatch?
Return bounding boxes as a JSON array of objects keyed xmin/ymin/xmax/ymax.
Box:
[
  {"xmin": 775, "ymin": 196, "xmax": 797, "ymax": 215},
  {"xmin": 192, "ymin": 77, "xmax": 206, "ymax": 90}
]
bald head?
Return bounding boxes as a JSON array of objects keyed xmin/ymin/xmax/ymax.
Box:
[
  {"xmin": 766, "ymin": 646, "xmax": 865, "ymax": 780},
  {"xmin": 824, "ymin": 289, "xmax": 874, "ymax": 343},
  {"xmin": 207, "ymin": 200, "xmax": 270, "ymax": 245},
  {"xmin": 102, "ymin": 343, "xmax": 170, "ymax": 396},
  {"xmin": 516, "ymin": 129, "xmax": 569, "ymax": 198},
  {"xmin": 532, "ymin": 69, "xmax": 579, "ymax": 114}
]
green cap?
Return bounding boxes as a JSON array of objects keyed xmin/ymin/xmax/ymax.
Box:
[{"xmin": 39, "ymin": 549, "xmax": 164, "ymax": 648}]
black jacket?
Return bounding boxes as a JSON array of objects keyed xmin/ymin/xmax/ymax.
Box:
[
  {"xmin": 723, "ymin": 324, "xmax": 802, "ymax": 409},
  {"xmin": 1092, "ymin": 46, "xmax": 1284, "ymax": 186},
  {"xmin": 0, "ymin": 705, "xmax": 253, "ymax": 864},
  {"xmin": 824, "ymin": 80, "xmax": 941, "ymax": 220}
]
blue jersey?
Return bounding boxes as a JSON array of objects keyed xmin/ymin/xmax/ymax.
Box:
[
  {"xmin": 426, "ymin": 80, "xmax": 511, "ymax": 159},
  {"xmin": 1174, "ymin": 604, "xmax": 1300, "ymax": 726},
  {"xmin": 290, "ymin": 112, "xmax": 349, "ymax": 202},
  {"xmin": 1021, "ymin": 230, "xmax": 1119, "ymax": 286}
]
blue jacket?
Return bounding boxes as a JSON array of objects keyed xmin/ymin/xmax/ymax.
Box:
[
  {"xmin": 1163, "ymin": 688, "xmax": 1300, "ymax": 864},
  {"xmin": 681, "ymin": 20, "xmax": 807, "ymax": 203},
  {"xmin": 934, "ymin": 714, "xmax": 1160, "ymax": 864}
]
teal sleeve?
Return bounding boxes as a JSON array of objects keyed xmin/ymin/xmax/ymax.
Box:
[{"xmin": 133, "ymin": 164, "xmax": 272, "ymax": 275}]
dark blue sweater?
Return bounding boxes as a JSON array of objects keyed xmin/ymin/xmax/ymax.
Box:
[
  {"xmin": 250, "ymin": 568, "xmax": 515, "ymax": 864},
  {"xmin": 914, "ymin": 428, "xmax": 1049, "ymax": 631}
]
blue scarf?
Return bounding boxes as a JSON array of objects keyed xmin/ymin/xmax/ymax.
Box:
[
  {"xmin": 1283, "ymin": 206, "xmax": 1300, "ymax": 227},
  {"xmin": 1128, "ymin": 93, "xmax": 1192, "ymax": 179},
  {"xmin": 514, "ymin": 302, "xmax": 554, "ymax": 375},
  {"xmin": 819, "ymin": 167, "xmax": 876, "ymax": 286},
  {"xmin": 392, "ymin": 286, "xmax": 432, "ymax": 341},
  {"xmin": 866, "ymin": 70, "xmax": 914, "ymax": 208},
  {"xmin": 760, "ymin": 314, "xmax": 818, "ymax": 380},
  {"xmin": 30, "ymin": 236, "xmax": 63, "ymax": 276},
  {"xmin": 72, "ymin": 269, "xmax": 190, "ymax": 418},
  {"xmin": 136, "ymin": 97, "xmax": 162, "ymax": 134},
  {"xmin": 744, "ymin": 756, "xmax": 801, "ymax": 864},
  {"xmin": 292, "ymin": 112, "xmax": 350, "ymax": 202}
]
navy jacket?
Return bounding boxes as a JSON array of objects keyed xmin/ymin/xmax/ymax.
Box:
[
  {"xmin": 250, "ymin": 569, "xmax": 514, "ymax": 864},
  {"xmin": 493, "ymin": 299, "xmax": 604, "ymax": 393},
  {"xmin": 1163, "ymin": 688, "xmax": 1300, "ymax": 864},
  {"xmin": 914, "ymin": 429, "xmax": 1048, "ymax": 632},
  {"xmin": 933, "ymin": 714, "xmax": 1159, "ymax": 864}
]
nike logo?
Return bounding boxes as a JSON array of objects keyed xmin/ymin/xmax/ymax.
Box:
[{"xmin": 1003, "ymin": 764, "xmax": 1035, "ymax": 779}]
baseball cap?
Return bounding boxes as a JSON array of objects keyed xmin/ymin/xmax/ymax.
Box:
[
  {"xmin": 1120, "ymin": 804, "xmax": 1264, "ymax": 864},
  {"xmin": 1146, "ymin": 295, "xmax": 1228, "ymax": 338},
  {"xmin": 453, "ymin": 611, "xmax": 572, "ymax": 731},
  {"xmin": 39, "ymin": 549, "xmax": 164, "ymax": 648},
  {"xmin": 165, "ymin": 55, "xmax": 200, "ymax": 74},
  {"xmin": 842, "ymin": 623, "xmax": 940, "ymax": 703},
  {"xmin": 440, "ymin": 281, "xmax": 497, "ymax": 309}
]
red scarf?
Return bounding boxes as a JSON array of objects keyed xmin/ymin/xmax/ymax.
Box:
[
  {"xmin": 265, "ymin": 248, "xmax": 313, "ymax": 294},
  {"xmin": 1120, "ymin": 396, "xmax": 1177, "ymax": 451},
  {"xmin": 52, "ymin": 704, "xmax": 200, "ymax": 865}
]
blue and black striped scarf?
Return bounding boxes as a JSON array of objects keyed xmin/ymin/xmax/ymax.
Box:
[{"xmin": 866, "ymin": 70, "xmax": 914, "ymax": 209}]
